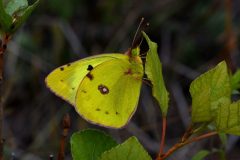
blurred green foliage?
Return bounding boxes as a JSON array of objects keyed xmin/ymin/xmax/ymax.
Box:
[{"xmin": 1, "ymin": 0, "xmax": 240, "ymax": 159}]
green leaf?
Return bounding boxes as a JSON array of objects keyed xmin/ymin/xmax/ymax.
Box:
[
  {"xmin": 218, "ymin": 133, "xmax": 227, "ymax": 146},
  {"xmin": 217, "ymin": 150, "xmax": 226, "ymax": 160},
  {"xmin": 0, "ymin": 0, "xmax": 13, "ymax": 31},
  {"xmin": 190, "ymin": 61, "xmax": 231, "ymax": 123},
  {"xmin": 230, "ymin": 69, "xmax": 240, "ymax": 91},
  {"xmin": 5, "ymin": 0, "xmax": 28, "ymax": 16},
  {"xmin": 142, "ymin": 32, "xmax": 169, "ymax": 116},
  {"xmin": 191, "ymin": 150, "xmax": 210, "ymax": 160},
  {"xmin": 71, "ymin": 129, "xmax": 117, "ymax": 160},
  {"xmin": 100, "ymin": 137, "xmax": 151, "ymax": 160},
  {"xmin": 10, "ymin": 0, "xmax": 39, "ymax": 33},
  {"xmin": 215, "ymin": 100, "xmax": 240, "ymax": 135}
]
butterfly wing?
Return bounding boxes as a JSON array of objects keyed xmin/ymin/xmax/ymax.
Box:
[
  {"xmin": 45, "ymin": 54, "xmax": 126, "ymax": 105},
  {"xmin": 75, "ymin": 57, "xmax": 143, "ymax": 128}
]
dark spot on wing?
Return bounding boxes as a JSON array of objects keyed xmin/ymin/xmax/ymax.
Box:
[
  {"xmin": 116, "ymin": 112, "xmax": 119, "ymax": 115},
  {"xmin": 72, "ymin": 87, "xmax": 75, "ymax": 90},
  {"xmin": 87, "ymin": 65, "xmax": 93, "ymax": 71},
  {"xmin": 67, "ymin": 63, "xmax": 71, "ymax": 67},
  {"xmin": 81, "ymin": 90, "xmax": 87, "ymax": 93},
  {"xmin": 86, "ymin": 73, "xmax": 94, "ymax": 80},
  {"xmin": 96, "ymin": 108, "xmax": 101, "ymax": 111},
  {"xmin": 124, "ymin": 68, "xmax": 132, "ymax": 75},
  {"xmin": 60, "ymin": 80, "xmax": 64, "ymax": 82},
  {"xmin": 98, "ymin": 84, "xmax": 109, "ymax": 94},
  {"xmin": 105, "ymin": 111, "xmax": 109, "ymax": 114},
  {"xmin": 60, "ymin": 67, "xmax": 64, "ymax": 71}
]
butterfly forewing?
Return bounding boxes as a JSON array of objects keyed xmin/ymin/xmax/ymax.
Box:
[{"xmin": 45, "ymin": 54, "xmax": 126, "ymax": 105}]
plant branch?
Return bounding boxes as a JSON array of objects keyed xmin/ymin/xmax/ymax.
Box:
[
  {"xmin": 157, "ymin": 116, "xmax": 167, "ymax": 159},
  {"xmin": 159, "ymin": 131, "xmax": 218, "ymax": 159},
  {"xmin": 222, "ymin": 0, "xmax": 236, "ymax": 70},
  {"xmin": 0, "ymin": 33, "xmax": 11, "ymax": 160},
  {"xmin": 185, "ymin": 131, "xmax": 218, "ymax": 145},
  {"xmin": 58, "ymin": 114, "xmax": 71, "ymax": 160},
  {"xmin": 181, "ymin": 124, "xmax": 194, "ymax": 142}
]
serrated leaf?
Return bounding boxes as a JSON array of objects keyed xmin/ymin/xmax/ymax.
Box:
[
  {"xmin": 231, "ymin": 69, "xmax": 240, "ymax": 91},
  {"xmin": 190, "ymin": 61, "xmax": 231, "ymax": 123},
  {"xmin": 10, "ymin": 0, "xmax": 39, "ymax": 33},
  {"xmin": 215, "ymin": 100, "xmax": 240, "ymax": 135},
  {"xmin": 100, "ymin": 137, "xmax": 152, "ymax": 160},
  {"xmin": 142, "ymin": 32, "xmax": 169, "ymax": 116},
  {"xmin": 191, "ymin": 150, "xmax": 210, "ymax": 160},
  {"xmin": 71, "ymin": 129, "xmax": 117, "ymax": 160},
  {"xmin": 5, "ymin": 0, "xmax": 28, "ymax": 16},
  {"xmin": 0, "ymin": 0, "xmax": 13, "ymax": 31}
]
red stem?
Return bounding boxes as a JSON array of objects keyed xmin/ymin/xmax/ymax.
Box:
[
  {"xmin": 57, "ymin": 114, "xmax": 71, "ymax": 160},
  {"xmin": 160, "ymin": 131, "xmax": 218, "ymax": 159},
  {"xmin": 185, "ymin": 131, "xmax": 218, "ymax": 145},
  {"xmin": 0, "ymin": 34, "xmax": 11, "ymax": 160},
  {"xmin": 156, "ymin": 116, "xmax": 167, "ymax": 159}
]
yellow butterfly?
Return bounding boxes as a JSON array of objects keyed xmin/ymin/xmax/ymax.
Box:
[{"xmin": 45, "ymin": 47, "xmax": 143, "ymax": 128}]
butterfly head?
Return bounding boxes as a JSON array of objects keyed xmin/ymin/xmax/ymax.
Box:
[
  {"xmin": 129, "ymin": 46, "xmax": 142, "ymax": 65},
  {"xmin": 131, "ymin": 46, "xmax": 140, "ymax": 57}
]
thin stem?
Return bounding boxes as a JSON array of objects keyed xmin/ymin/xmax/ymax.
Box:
[
  {"xmin": 156, "ymin": 116, "xmax": 167, "ymax": 159},
  {"xmin": 160, "ymin": 131, "xmax": 218, "ymax": 159},
  {"xmin": 0, "ymin": 34, "xmax": 10, "ymax": 160},
  {"xmin": 222, "ymin": 0, "xmax": 236, "ymax": 70},
  {"xmin": 158, "ymin": 142, "xmax": 184, "ymax": 160},
  {"xmin": 181, "ymin": 124, "xmax": 193, "ymax": 142},
  {"xmin": 0, "ymin": 81, "xmax": 3, "ymax": 160},
  {"xmin": 58, "ymin": 114, "xmax": 71, "ymax": 160},
  {"xmin": 185, "ymin": 131, "xmax": 218, "ymax": 145}
]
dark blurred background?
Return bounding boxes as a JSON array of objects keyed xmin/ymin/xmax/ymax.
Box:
[{"xmin": 2, "ymin": 0, "xmax": 240, "ymax": 159}]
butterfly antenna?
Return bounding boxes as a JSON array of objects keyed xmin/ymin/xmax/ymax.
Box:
[{"xmin": 131, "ymin": 17, "xmax": 145, "ymax": 49}]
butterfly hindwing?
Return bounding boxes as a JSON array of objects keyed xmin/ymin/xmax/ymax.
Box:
[{"xmin": 75, "ymin": 58, "xmax": 143, "ymax": 128}]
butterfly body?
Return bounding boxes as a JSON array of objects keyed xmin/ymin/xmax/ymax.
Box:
[{"xmin": 46, "ymin": 50, "xmax": 143, "ymax": 128}]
